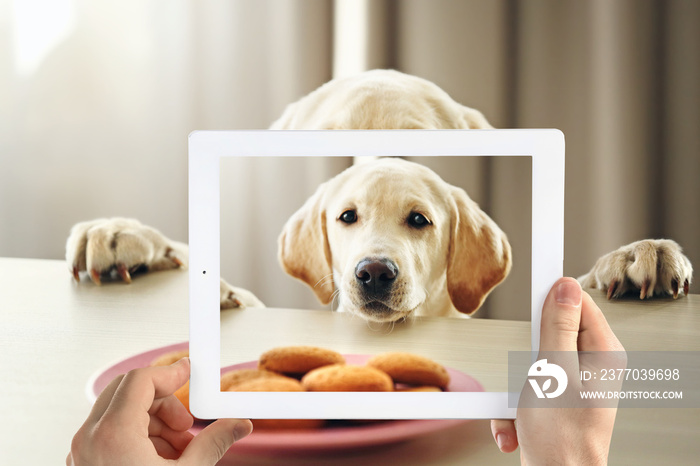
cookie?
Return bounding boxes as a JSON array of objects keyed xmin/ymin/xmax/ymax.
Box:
[
  {"xmin": 173, "ymin": 380, "xmax": 191, "ymax": 412},
  {"xmin": 220, "ymin": 368, "xmax": 288, "ymax": 391},
  {"xmin": 258, "ymin": 346, "xmax": 345, "ymax": 376},
  {"xmin": 397, "ymin": 386, "xmax": 443, "ymax": 392},
  {"xmin": 366, "ymin": 352, "xmax": 450, "ymax": 390},
  {"xmin": 228, "ymin": 377, "xmax": 305, "ymax": 392},
  {"xmin": 227, "ymin": 376, "xmax": 324, "ymax": 430},
  {"xmin": 301, "ymin": 364, "xmax": 394, "ymax": 392},
  {"xmin": 150, "ymin": 349, "xmax": 189, "ymax": 367}
]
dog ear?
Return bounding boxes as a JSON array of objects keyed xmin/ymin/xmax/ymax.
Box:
[
  {"xmin": 278, "ymin": 183, "xmax": 334, "ymax": 304},
  {"xmin": 446, "ymin": 187, "xmax": 511, "ymax": 315}
]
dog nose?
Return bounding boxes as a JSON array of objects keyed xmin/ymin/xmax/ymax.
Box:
[{"xmin": 355, "ymin": 258, "xmax": 398, "ymax": 295}]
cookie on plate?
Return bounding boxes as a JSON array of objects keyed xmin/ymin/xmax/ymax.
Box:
[
  {"xmin": 220, "ymin": 368, "xmax": 289, "ymax": 391},
  {"xmin": 150, "ymin": 349, "xmax": 189, "ymax": 367},
  {"xmin": 228, "ymin": 377, "xmax": 324, "ymax": 430},
  {"xmin": 258, "ymin": 346, "xmax": 345, "ymax": 376},
  {"xmin": 301, "ymin": 364, "xmax": 394, "ymax": 392},
  {"xmin": 366, "ymin": 352, "xmax": 450, "ymax": 390},
  {"xmin": 228, "ymin": 376, "xmax": 306, "ymax": 392},
  {"xmin": 397, "ymin": 386, "xmax": 443, "ymax": 392}
]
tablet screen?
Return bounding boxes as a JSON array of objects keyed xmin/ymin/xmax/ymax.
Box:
[{"xmin": 189, "ymin": 130, "xmax": 564, "ymax": 419}]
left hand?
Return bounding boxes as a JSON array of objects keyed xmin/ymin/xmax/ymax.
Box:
[{"xmin": 67, "ymin": 357, "xmax": 253, "ymax": 465}]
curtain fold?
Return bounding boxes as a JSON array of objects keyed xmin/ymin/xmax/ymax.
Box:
[
  {"xmin": 2, "ymin": 0, "xmax": 697, "ymax": 319},
  {"xmin": 1, "ymin": 0, "xmax": 337, "ymax": 311},
  {"xmin": 370, "ymin": 0, "xmax": 699, "ymax": 319}
]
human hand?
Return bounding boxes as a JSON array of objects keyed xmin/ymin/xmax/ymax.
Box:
[
  {"xmin": 491, "ymin": 277, "xmax": 625, "ymax": 465},
  {"xmin": 67, "ymin": 358, "xmax": 253, "ymax": 465}
]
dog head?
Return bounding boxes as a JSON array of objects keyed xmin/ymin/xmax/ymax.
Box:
[{"xmin": 278, "ymin": 158, "xmax": 511, "ymax": 322}]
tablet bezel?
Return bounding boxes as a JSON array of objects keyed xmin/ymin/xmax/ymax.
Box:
[{"xmin": 189, "ymin": 129, "xmax": 564, "ymax": 420}]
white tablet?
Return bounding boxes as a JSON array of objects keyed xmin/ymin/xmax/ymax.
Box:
[{"xmin": 189, "ymin": 130, "xmax": 564, "ymax": 420}]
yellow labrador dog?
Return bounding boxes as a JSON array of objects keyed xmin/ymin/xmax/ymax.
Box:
[
  {"xmin": 66, "ymin": 70, "xmax": 693, "ymax": 321},
  {"xmin": 278, "ymin": 157, "xmax": 511, "ymax": 322}
]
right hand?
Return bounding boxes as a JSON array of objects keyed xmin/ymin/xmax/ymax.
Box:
[{"xmin": 491, "ymin": 278, "xmax": 625, "ymax": 465}]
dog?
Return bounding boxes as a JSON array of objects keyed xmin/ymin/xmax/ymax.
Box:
[
  {"xmin": 66, "ymin": 70, "xmax": 693, "ymax": 321},
  {"xmin": 278, "ymin": 157, "xmax": 511, "ymax": 322}
]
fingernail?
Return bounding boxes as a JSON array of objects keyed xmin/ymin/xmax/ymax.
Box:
[
  {"xmin": 233, "ymin": 420, "xmax": 253, "ymax": 441},
  {"xmin": 556, "ymin": 280, "xmax": 582, "ymax": 306},
  {"xmin": 496, "ymin": 433, "xmax": 507, "ymax": 451}
]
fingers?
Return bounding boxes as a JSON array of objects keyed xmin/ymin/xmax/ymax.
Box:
[
  {"xmin": 148, "ymin": 414, "xmax": 194, "ymax": 459},
  {"xmin": 85, "ymin": 374, "xmax": 126, "ymax": 424},
  {"xmin": 490, "ymin": 419, "xmax": 518, "ymax": 453},
  {"xmin": 150, "ymin": 436, "xmax": 183, "ymax": 461},
  {"xmin": 149, "ymin": 381, "xmax": 193, "ymax": 431},
  {"xmin": 91, "ymin": 359, "xmax": 190, "ymax": 428},
  {"xmin": 105, "ymin": 358, "xmax": 191, "ymax": 429},
  {"xmin": 578, "ymin": 291, "xmax": 624, "ymax": 353},
  {"xmin": 179, "ymin": 418, "xmax": 253, "ymax": 465},
  {"xmin": 539, "ymin": 278, "xmax": 583, "ymax": 352},
  {"xmin": 70, "ymin": 357, "xmax": 201, "ymax": 464}
]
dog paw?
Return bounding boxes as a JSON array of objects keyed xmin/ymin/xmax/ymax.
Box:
[
  {"xmin": 579, "ymin": 239, "xmax": 693, "ymax": 299},
  {"xmin": 66, "ymin": 218, "xmax": 188, "ymax": 284},
  {"xmin": 220, "ymin": 279, "xmax": 265, "ymax": 309}
]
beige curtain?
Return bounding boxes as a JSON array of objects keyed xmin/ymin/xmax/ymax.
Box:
[
  {"xmin": 362, "ymin": 0, "xmax": 699, "ymax": 319},
  {"xmin": 2, "ymin": 0, "xmax": 697, "ymax": 319},
  {"xmin": 224, "ymin": 0, "xmax": 699, "ymax": 319},
  {"xmin": 0, "ymin": 0, "xmax": 335, "ymax": 313}
]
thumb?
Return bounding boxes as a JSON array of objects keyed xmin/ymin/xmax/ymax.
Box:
[
  {"xmin": 539, "ymin": 277, "xmax": 583, "ymax": 352},
  {"xmin": 178, "ymin": 419, "xmax": 253, "ymax": 465}
]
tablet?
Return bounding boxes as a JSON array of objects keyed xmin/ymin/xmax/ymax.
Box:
[{"xmin": 189, "ymin": 129, "xmax": 564, "ymax": 420}]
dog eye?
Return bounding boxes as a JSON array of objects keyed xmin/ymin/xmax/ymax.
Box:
[
  {"xmin": 339, "ymin": 210, "xmax": 358, "ymax": 224},
  {"xmin": 408, "ymin": 212, "xmax": 431, "ymax": 228}
]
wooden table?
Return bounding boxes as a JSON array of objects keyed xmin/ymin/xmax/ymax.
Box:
[{"xmin": 2, "ymin": 258, "xmax": 699, "ymax": 465}]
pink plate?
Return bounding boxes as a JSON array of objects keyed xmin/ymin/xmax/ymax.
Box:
[{"xmin": 88, "ymin": 342, "xmax": 483, "ymax": 453}]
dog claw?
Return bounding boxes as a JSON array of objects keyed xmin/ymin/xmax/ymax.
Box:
[
  {"xmin": 607, "ymin": 280, "xmax": 619, "ymax": 300},
  {"xmin": 117, "ymin": 264, "xmax": 132, "ymax": 284},
  {"xmin": 684, "ymin": 279, "xmax": 690, "ymax": 296},
  {"xmin": 72, "ymin": 266, "xmax": 80, "ymax": 282},
  {"xmin": 227, "ymin": 291, "xmax": 242, "ymax": 308},
  {"xmin": 672, "ymin": 279, "xmax": 679, "ymax": 299},
  {"xmin": 90, "ymin": 268, "xmax": 102, "ymax": 285},
  {"xmin": 640, "ymin": 279, "xmax": 651, "ymax": 300},
  {"xmin": 165, "ymin": 247, "xmax": 183, "ymax": 268}
]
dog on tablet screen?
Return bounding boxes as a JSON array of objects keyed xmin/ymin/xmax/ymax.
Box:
[
  {"xmin": 65, "ymin": 70, "xmax": 693, "ymax": 322},
  {"xmin": 278, "ymin": 157, "xmax": 511, "ymax": 321}
]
